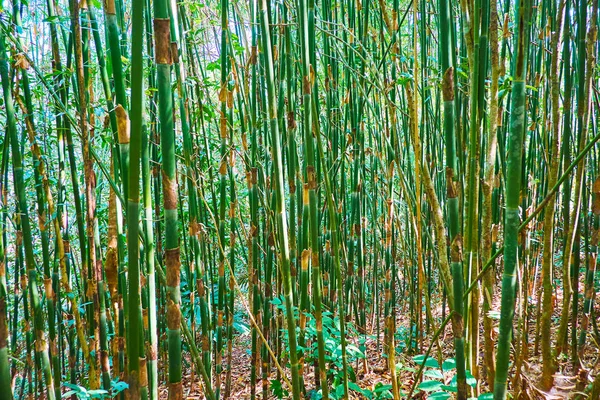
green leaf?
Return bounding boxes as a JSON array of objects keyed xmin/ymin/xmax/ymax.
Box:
[
  {"xmin": 478, "ymin": 393, "xmax": 494, "ymax": 400},
  {"xmin": 43, "ymin": 16, "xmax": 60, "ymax": 23},
  {"xmin": 441, "ymin": 385, "xmax": 458, "ymax": 393},
  {"xmin": 417, "ymin": 380, "xmax": 443, "ymax": 392},
  {"xmin": 336, "ymin": 384, "xmax": 345, "ymax": 398},
  {"xmin": 346, "ymin": 344, "xmax": 365, "ymax": 359},
  {"xmin": 374, "ymin": 383, "xmax": 393, "ymax": 393},
  {"xmin": 270, "ymin": 297, "xmax": 282, "ymax": 306},
  {"xmin": 413, "ymin": 354, "xmax": 439, "ymax": 368},
  {"xmin": 88, "ymin": 389, "xmax": 109, "ymax": 398},
  {"xmin": 233, "ymin": 319, "xmax": 250, "ymax": 335},
  {"xmin": 63, "ymin": 383, "xmax": 86, "ymax": 393},
  {"xmin": 429, "ymin": 392, "xmax": 451, "ymax": 400},
  {"xmin": 111, "ymin": 380, "xmax": 128, "ymax": 394},
  {"xmin": 442, "ymin": 358, "xmax": 456, "ymax": 371},
  {"xmin": 348, "ymin": 382, "xmax": 372, "ymax": 399},
  {"xmin": 270, "ymin": 379, "xmax": 288, "ymax": 399},
  {"xmin": 397, "ymin": 72, "xmax": 414, "ymax": 84},
  {"xmin": 423, "ymin": 369, "xmax": 444, "ymax": 379},
  {"xmin": 466, "ymin": 370, "xmax": 477, "ymax": 387},
  {"xmin": 206, "ymin": 61, "xmax": 220, "ymax": 71},
  {"xmin": 348, "ymin": 382, "xmax": 361, "ymax": 392}
]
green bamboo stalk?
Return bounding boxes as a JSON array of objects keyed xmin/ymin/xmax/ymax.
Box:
[
  {"xmin": 493, "ymin": 0, "xmax": 531, "ymax": 398},
  {"xmin": 248, "ymin": 1, "xmax": 261, "ymax": 397},
  {"xmin": 88, "ymin": 8, "xmax": 116, "ymax": 390},
  {"xmin": 298, "ymin": 0, "xmax": 328, "ymax": 394},
  {"xmin": 578, "ymin": 176, "xmax": 599, "ymax": 359},
  {"xmin": 104, "ymin": 0, "xmax": 127, "ymax": 109},
  {"xmin": 315, "ymin": 104, "xmax": 349, "ymax": 400},
  {"xmin": 11, "ymin": 0, "xmax": 61, "ymax": 392},
  {"xmin": 0, "ymin": 114, "xmax": 11, "ymax": 400},
  {"xmin": 439, "ymin": 0, "xmax": 467, "ymax": 397},
  {"xmin": 44, "ymin": 0, "xmax": 70, "ymax": 390},
  {"xmin": 555, "ymin": 0, "xmax": 598, "ymax": 362},
  {"xmin": 540, "ymin": 0, "xmax": 566, "ymax": 388},
  {"xmin": 0, "ymin": 22, "xmax": 56, "ymax": 400},
  {"xmin": 258, "ymin": 0, "xmax": 302, "ymax": 397},
  {"xmin": 143, "ymin": 1, "xmax": 159, "ymax": 395},
  {"xmin": 480, "ymin": 0, "xmax": 501, "ymax": 386},
  {"xmin": 215, "ymin": 0, "xmax": 230, "ymax": 395},
  {"xmin": 67, "ymin": 0, "xmax": 101, "ymax": 389},
  {"xmin": 126, "ymin": 0, "xmax": 146, "ymax": 392},
  {"xmin": 153, "ymin": 0, "xmax": 183, "ymax": 393}
]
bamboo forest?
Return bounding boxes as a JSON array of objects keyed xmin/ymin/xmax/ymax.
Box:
[{"xmin": 1, "ymin": 0, "xmax": 600, "ymax": 397}]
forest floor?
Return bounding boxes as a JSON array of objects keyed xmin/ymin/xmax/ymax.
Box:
[{"xmin": 160, "ymin": 276, "xmax": 600, "ymax": 399}]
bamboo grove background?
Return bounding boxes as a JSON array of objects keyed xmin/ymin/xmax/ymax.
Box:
[{"xmin": 0, "ymin": 0, "xmax": 599, "ymax": 398}]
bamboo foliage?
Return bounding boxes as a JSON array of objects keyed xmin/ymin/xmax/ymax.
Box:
[{"xmin": 0, "ymin": 0, "xmax": 599, "ymax": 399}]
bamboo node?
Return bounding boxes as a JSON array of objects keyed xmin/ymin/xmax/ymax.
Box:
[
  {"xmin": 0, "ymin": 305, "xmax": 7, "ymax": 348},
  {"xmin": 105, "ymin": 0, "xmax": 116, "ymax": 14},
  {"xmin": 153, "ymin": 18, "xmax": 172, "ymax": 65},
  {"xmin": 162, "ymin": 170, "xmax": 178, "ymax": 210},
  {"xmin": 220, "ymin": 112, "xmax": 228, "ymax": 138},
  {"xmin": 450, "ymin": 235, "xmax": 463, "ymax": 262},
  {"xmin": 287, "ymin": 111, "xmax": 296, "ymax": 130},
  {"xmin": 171, "ymin": 42, "xmax": 179, "ymax": 64},
  {"xmin": 139, "ymin": 357, "xmax": 148, "ymax": 386},
  {"xmin": 442, "ymin": 67, "xmax": 454, "ymax": 101},
  {"xmin": 307, "ymin": 166, "xmax": 317, "ymax": 189},
  {"xmin": 165, "ymin": 249, "xmax": 181, "ymax": 288},
  {"xmin": 303, "ymin": 75, "xmax": 312, "ymax": 95},
  {"xmin": 166, "ymin": 299, "xmax": 181, "ymax": 330},
  {"xmin": 115, "ymin": 105, "xmax": 130, "ymax": 144},
  {"xmin": 128, "ymin": 370, "xmax": 140, "ymax": 399},
  {"xmin": 301, "ymin": 249, "xmax": 310, "ymax": 271}
]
